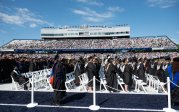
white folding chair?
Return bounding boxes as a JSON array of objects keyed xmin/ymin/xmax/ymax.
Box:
[
  {"xmin": 116, "ymin": 74, "xmax": 125, "ymax": 92},
  {"xmin": 133, "ymin": 75, "xmax": 147, "ymax": 93},
  {"xmin": 78, "ymin": 73, "xmax": 89, "ymax": 91},
  {"xmin": 153, "ymin": 77, "xmax": 167, "ymax": 93},
  {"xmin": 65, "ymin": 72, "xmax": 76, "ymax": 91},
  {"xmin": 65, "ymin": 80, "xmax": 76, "ymax": 91},
  {"xmin": 99, "ymin": 79, "xmax": 108, "ymax": 92}
]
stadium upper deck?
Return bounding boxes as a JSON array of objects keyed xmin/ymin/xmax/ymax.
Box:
[{"xmin": 41, "ymin": 24, "xmax": 130, "ymax": 39}]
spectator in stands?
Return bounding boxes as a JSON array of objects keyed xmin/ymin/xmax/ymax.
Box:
[{"xmin": 2, "ymin": 37, "xmax": 177, "ymax": 50}]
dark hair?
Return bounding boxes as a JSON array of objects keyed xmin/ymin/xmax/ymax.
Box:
[
  {"xmin": 123, "ymin": 58, "xmax": 127, "ymax": 63},
  {"xmin": 88, "ymin": 56, "xmax": 93, "ymax": 61},
  {"xmin": 54, "ymin": 54, "xmax": 59, "ymax": 60},
  {"xmin": 107, "ymin": 58, "xmax": 113, "ymax": 63},
  {"xmin": 173, "ymin": 57, "xmax": 179, "ymax": 62},
  {"xmin": 173, "ymin": 57, "xmax": 179, "ymax": 73}
]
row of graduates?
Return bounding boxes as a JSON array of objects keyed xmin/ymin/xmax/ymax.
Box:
[
  {"xmin": 74, "ymin": 56, "xmax": 171, "ymax": 92},
  {"xmin": 74, "ymin": 56, "xmax": 144, "ymax": 92},
  {"xmin": 110, "ymin": 57, "xmax": 170, "ymax": 91}
]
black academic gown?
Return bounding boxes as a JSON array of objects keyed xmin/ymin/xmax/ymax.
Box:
[
  {"xmin": 116, "ymin": 64, "xmax": 123, "ymax": 78},
  {"xmin": 86, "ymin": 62, "xmax": 96, "ymax": 87},
  {"xmin": 74, "ymin": 62, "xmax": 81, "ymax": 86},
  {"xmin": 133, "ymin": 63, "xmax": 138, "ymax": 77},
  {"xmin": 147, "ymin": 63, "xmax": 155, "ymax": 76},
  {"xmin": 156, "ymin": 65, "xmax": 165, "ymax": 82},
  {"xmin": 105, "ymin": 63, "xmax": 118, "ymax": 91},
  {"xmin": 123, "ymin": 64, "xmax": 132, "ymax": 85},
  {"xmin": 137, "ymin": 63, "xmax": 146, "ymax": 82},
  {"xmin": 52, "ymin": 62, "xmax": 66, "ymax": 103}
]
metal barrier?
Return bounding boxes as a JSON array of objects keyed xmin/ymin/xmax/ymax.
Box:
[{"xmin": 26, "ymin": 74, "xmax": 178, "ymax": 112}]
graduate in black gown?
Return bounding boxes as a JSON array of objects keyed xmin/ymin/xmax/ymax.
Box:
[
  {"xmin": 136, "ymin": 58, "xmax": 146, "ymax": 82},
  {"xmin": 105, "ymin": 58, "xmax": 118, "ymax": 92},
  {"xmin": 116, "ymin": 59, "xmax": 123, "ymax": 78},
  {"xmin": 123, "ymin": 58, "xmax": 132, "ymax": 92},
  {"xmin": 156, "ymin": 61, "xmax": 165, "ymax": 82},
  {"xmin": 146, "ymin": 59, "xmax": 155, "ymax": 76},
  {"xmin": 85, "ymin": 56, "xmax": 97, "ymax": 91},
  {"xmin": 74, "ymin": 57, "xmax": 85, "ymax": 86},
  {"xmin": 52, "ymin": 55, "xmax": 66, "ymax": 105}
]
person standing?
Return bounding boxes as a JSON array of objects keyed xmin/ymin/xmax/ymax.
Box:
[
  {"xmin": 52, "ymin": 55, "xmax": 66, "ymax": 105},
  {"xmin": 105, "ymin": 58, "xmax": 118, "ymax": 92},
  {"xmin": 136, "ymin": 58, "xmax": 146, "ymax": 82},
  {"xmin": 123, "ymin": 58, "xmax": 132, "ymax": 92},
  {"xmin": 167, "ymin": 57, "xmax": 179, "ymax": 105},
  {"xmin": 85, "ymin": 56, "xmax": 96, "ymax": 91}
]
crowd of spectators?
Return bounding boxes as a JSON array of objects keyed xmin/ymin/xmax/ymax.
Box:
[
  {"xmin": 2, "ymin": 39, "xmax": 74, "ymax": 49},
  {"xmin": 113, "ymin": 37, "xmax": 177, "ymax": 49},
  {"xmin": 1, "ymin": 36, "xmax": 177, "ymax": 50}
]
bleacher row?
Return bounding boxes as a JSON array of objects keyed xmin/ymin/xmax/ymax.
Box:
[
  {"xmin": 2, "ymin": 36, "xmax": 177, "ymax": 50},
  {"xmin": 11, "ymin": 68, "xmax": 167, "ymax": 94}
]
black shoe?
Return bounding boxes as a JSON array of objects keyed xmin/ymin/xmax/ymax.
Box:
[
  {"xmin": 53, "ymin": 99, "xmax": 61, "ymax": 106},
  {"xmin": 24, "ymin": 86, "xmax": 28, "ymax": 90},
  {"xmin": 55, "ymin": 101, "xmax": 61, "ymax": 106}
]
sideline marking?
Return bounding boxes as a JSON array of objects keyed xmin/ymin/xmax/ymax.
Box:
[{"xmin": 0, "ymin": 103, "xmax": 165, "ymax": 111}]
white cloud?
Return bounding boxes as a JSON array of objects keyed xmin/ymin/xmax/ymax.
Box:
[
  {"xmin": 73, "ymin": 9, "xmax": 92, "ymax": 16},
  {"xmin": 0, "ymin": 12, "xmax": 23, "ymax": 25},
  {"xmin": 73, "ymin": 7, "xmax": 123, "ymax": 22},
  {"xmin": 147, "ymin": 0, "xmax": 178, "ymax": 8},
  {"xmin": 84, "ymin": 17, "xmax": 102, "ymax": 22},
  {"xmin": 0, "ymin": 8, "xmax": 51, "ymax": 27},
  {"xmin": 30, "ymin": 23, "xmax": 37, "ymax": 28},
  {"xmin": 76, "ymin": 0, "xmax": 103, "ymax": 6},
  {"xmin": 108, "ymin": 6, "xmax": 125, "ymax": 13}
]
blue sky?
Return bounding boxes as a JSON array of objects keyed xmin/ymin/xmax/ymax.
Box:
[{"xmin": 0, "ymin": 0, "xmax": 179, "ymax": 46}]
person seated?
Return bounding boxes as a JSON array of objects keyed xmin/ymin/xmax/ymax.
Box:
[{"xmin": 11, "ymin": 66, "xmax": 29, "ymax": 90}]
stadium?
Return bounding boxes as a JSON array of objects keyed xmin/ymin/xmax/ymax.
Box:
[{"xmin": 0, "ymin": 24, "xmax": 179, "ymax": 112}]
